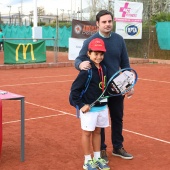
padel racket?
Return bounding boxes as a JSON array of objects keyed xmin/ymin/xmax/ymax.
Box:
[{"xmin": 90, "ymin": 68, "xmax": 138, "ymax": 108}]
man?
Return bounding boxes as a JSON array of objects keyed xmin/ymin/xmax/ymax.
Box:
[
  {"xmin": 0, "ymin": 29, "xmax": 4, "ymax": 51},
  {"xmin": 75, "ymin": 10, "xmax": 134, "ymax": 163}
]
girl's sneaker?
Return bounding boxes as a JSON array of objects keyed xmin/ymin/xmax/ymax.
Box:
[
  {"xmin": 83, "ymin": 160, "xmax": 98, "ymax": 170},
  {"xmin": 93, "ymin": 158, "xmax": 110, "ymax": 170}
]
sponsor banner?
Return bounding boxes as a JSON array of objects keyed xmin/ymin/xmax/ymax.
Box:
[
  {"xmin": 72, "ymin": 19, "xmax": 98, "ymax": 39},
  {"xmin": 114, "ymin": 1, "xmax": 143, "ymax": 22},
  {"xmin": 4, "ymin": 41, "xmax": 46, "ymax": 64},
  {"xmin": 68, "ymin": 38, "xmax": 85, "ymax": 60},
  {"xmin": 115, "ymin": 22, "xmax": 142, "ymax": 39}
]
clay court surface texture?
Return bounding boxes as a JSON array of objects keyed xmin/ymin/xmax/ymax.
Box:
[{"xmin": 0, "ymin": 51, "xmax": 170, "ymax": 170}]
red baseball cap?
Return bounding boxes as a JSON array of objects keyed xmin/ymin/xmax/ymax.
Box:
[{"xmin": 88, "ymin": 38, "xmax": 106, "ymax": 52}]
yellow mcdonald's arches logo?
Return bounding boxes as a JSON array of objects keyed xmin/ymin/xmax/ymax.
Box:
[{"xmin": 16, "ymin": 43, "xmax": 36, "ymax": 61}]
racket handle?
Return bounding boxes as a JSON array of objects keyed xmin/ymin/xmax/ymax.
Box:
[{"xmin": 90, "ymin": 102, "xmax": 96, "ymax": 108}]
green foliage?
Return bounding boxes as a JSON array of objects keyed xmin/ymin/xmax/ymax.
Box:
[
  {"xmin": 30, "ymin": 21, "xmax": 46, "ymax": 27},
  {"xmin": 45, "ymin": 22, "xmax": 56, "ymax": 27},
  {"xmin": 58, "ymin": 22, "xmax": 72, "ymax": 28},
  {"xmin": 45, "ymin": 21, "xmax": 71, "ymax": 28},
  {"xmin": 38, "ymin": 21, "xmax": 46, "ymax": 26},
  {"xmin": 151, "ymin": 12, "xmax": 170, "ymax": 25},
  {"xmin": 27, "ymin": 20, "xmax": 72, "ymax": 28}
]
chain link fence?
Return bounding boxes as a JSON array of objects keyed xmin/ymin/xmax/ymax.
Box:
[
  {"xmin": 125, "ymin": 27, "xmax": 170, "ymax": 60},
  {"xmin": 1, "ymin": 0, "xmax": 170, "ymax": 60}
]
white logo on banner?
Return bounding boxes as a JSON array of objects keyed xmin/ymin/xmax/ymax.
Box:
[{"xmin": 74, "ymin": 25, "xmax": 82, "ymax": 34}]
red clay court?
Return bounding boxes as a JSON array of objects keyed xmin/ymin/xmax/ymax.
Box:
[{"xmin": 0, "ymin": 51, "xmax": 170, "ymax": 170}]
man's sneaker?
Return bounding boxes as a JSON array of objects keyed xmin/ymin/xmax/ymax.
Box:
[
  {"xmin": 101, "ymin": 150, "xmax": 109, "ymax": 163},
  {"xmin": 94, "ymin": 158, "xmax": 110, "ymax": 170},
  {"xmin": 83, "ymin": 160, "xmax": 98, "ymax": 170},
  {"xmin": 112, "ymin": 147, "xmax": 133, "ymax": 160}
]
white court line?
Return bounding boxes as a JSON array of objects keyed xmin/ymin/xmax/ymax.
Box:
[
  {"xmin": 17, "ymin": 74, "xmax": 75, "ymax": 80},
  {"xmin": 139, "ymin": 78, "xmax": 170, "ymax": 84},
  {"xmin": 3, "ymin": 113, "xmax": 66, "ymax": 124},
  {"xmin": 2, "ymin": 101, "xmax": 170, "ymax": 145},
  {"xmin": 0, "ymin": 80, "xmax": 73, "ymax": 87},
  {"xmin": 0, "ymin": 77, "xmax": 170, "ymax": 88},
  {"xmin": 3, "ymin": 101, "xmax": 76, "ymax": 124},
  {"xmin": 123, "ymin": 129, "xmax": 170, "ymax": 144}
]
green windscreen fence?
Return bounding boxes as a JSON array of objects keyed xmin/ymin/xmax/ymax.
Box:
[
  {"xmin": 156, "ymin": 22, "xmax": 170, "ymax": 50},
  {"xmin": 4, "ymin": 41, "xmax": 46, "ymax": 64},
  {"xmin": 1, "ymin": 25, "xmax": 71, "ymax": 47}
]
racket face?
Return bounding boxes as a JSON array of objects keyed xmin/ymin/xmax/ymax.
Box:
[
  {"xmin": 107, "ymin": 69, "xmax": 137, "ymax": 96},
  {"xmin": 90, "ymin": 68, "xmax": 138, "ymax": 108}
]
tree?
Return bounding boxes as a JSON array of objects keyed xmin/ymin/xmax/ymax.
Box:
[
  {"xmin": 29, "ymin": 7, "xmax": 46, "ymax": 26},
  {"xmin": 29, "ymin": 6, "xmax": 45, "ymax": 16},
  {"xmin": 87, "ymin": 0, "xmax": 107, "ymax": 21}
]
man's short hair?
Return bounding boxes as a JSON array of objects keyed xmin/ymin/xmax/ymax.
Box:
[{"xmin": 96, "ymin": 10, "xmax": 113, "ymax": 22}]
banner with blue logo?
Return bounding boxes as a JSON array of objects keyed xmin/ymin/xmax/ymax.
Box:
[
  {"xmin": 115, "ymin": 22, "xmax": 142, "ymax": 39},
  {"xmin": 114, "ymin": 1, "xmax": 143, "ymax": 39}
]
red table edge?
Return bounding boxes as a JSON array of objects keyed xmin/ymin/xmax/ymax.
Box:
[{"xmin": 0, "ymin": 99, "xmax": 2, "ymax": 155}]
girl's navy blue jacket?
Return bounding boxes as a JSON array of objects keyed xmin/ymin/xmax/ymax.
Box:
[{"xmin": 70, "ymin": 60, "xmax": 107, "ymax": 110}]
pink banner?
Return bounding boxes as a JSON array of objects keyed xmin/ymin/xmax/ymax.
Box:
[
  {"xmin": 114, "ymin": 1, "xmax": 143, "ymax": 20},
  {"xmin": 114, "ymin": 18, "xmax": 142, "ymax": 23}
]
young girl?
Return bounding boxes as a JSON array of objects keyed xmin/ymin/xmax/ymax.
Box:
[{"xmin": 70, "ymin": 38, "xmax": 110, "ymax": 170}]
